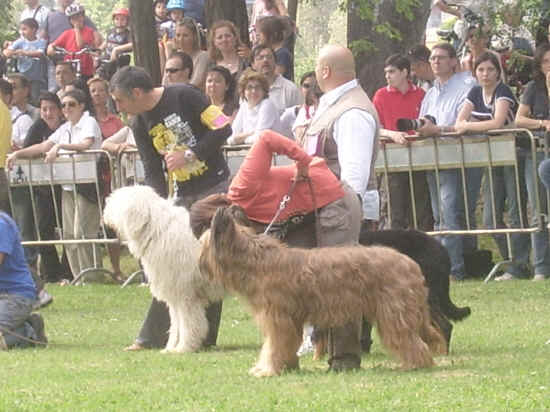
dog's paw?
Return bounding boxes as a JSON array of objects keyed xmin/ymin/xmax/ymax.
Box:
[
  {"xmin": 249, "ymin": 365, "xmax": 279, "ymax": 378},
  {"xmin": 160, "ymin": 348, "xmax": 177, "ymax": 354},
  {"xmin": 248, "ymin": 365, "xmax": 261, "ymax": 375}
]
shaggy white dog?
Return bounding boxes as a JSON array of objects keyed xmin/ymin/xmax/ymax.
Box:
[{"xmin": 103, "ymin": 185, "xmax": 225, "ymax": 353}]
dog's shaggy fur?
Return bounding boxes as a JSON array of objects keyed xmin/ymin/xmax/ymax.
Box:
[
  {"xmin": 313, "ymin": 229, "xmax": 472, "ymax": 360},
  {"xmin": 199, "ymin": 206, "xmax": 446, "ymax": 377},
  {"xmin": 103, "ymin": 185, "xmax": 225, "ymax": 353}
]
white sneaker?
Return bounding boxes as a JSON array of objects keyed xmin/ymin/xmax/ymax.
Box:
[
  {"xmin": 533, "ymin": 274, "xmax": 546, "ymax": 281},
  {"xmin": 495, "ymin": 273, "xmax": 514, "ymax": 282},
  {"xmin": 297, "ymin": 335, "xmax": 314, "ymax": 357},
  {"xmin": 33, "ymin": 290, "xmax": 53, "ymax": 310}
]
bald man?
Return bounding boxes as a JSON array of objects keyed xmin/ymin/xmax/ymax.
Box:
[{"xmin": 300, "ymin": 45, "xmax": 380, "ymax": 372}]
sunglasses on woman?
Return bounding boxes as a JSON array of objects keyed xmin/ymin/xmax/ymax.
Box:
[{"xmin": 62, "ymin": 101, "xmax": 78, "ymax": 108}]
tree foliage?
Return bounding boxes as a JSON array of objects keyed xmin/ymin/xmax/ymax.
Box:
[
  {"xmin": 0, "ymin": 0, "xmax": 17, "ymax": 46},
  {"xmin": 347, "ymin": 0, "xmax": 431, "ymax": 96}
]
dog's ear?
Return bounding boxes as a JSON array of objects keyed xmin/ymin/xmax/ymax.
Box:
[
  {"xmin": 123, "ymin": 197, "xmax": 154, "ymax": 238},
  {"xmin": 212, "ymin": 207, "xmax": 235, "ymax": 251},
  {"xmin": 227, "ymin": 204, "xmax": 251, "ymax": 227}
]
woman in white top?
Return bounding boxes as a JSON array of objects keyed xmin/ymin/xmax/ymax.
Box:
[
  {"xmin": 7, "ymin": 89, "xmax": 103, "ymax": 281},
  {"xmin": 227, "ymin": 69, "xmax": 281, "ymax": 145},
  {"xmin": 101, "ymin": 119, "xmax": 138, "ymax": 185}
]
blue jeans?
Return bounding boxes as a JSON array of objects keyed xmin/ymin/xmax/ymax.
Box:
[
  {"xmin": 427, "ymin": 167, "xmax": 483, "ymax": 279},
  {"xmin": 538, "ymin": 158, "xmax": 550, "ymax": 190},
  {"xmin": 0, "ymin": 294, "xmax": 35, "ymax": 349},
  {"xmin": 10, "ymin": 187, "xmax": 39, "ymax": 266},
  {"xmin": 482, "ymin": 164, "xmax": 530, "ymax": 277},
  {"xmin": 524, "ymin": 149, "xmax": 550, "ymax": 276}
]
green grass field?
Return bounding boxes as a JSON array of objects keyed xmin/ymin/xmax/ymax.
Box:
[{"xmin": 1, "ymin": 277, "xmax": 549, "ymax": 411}]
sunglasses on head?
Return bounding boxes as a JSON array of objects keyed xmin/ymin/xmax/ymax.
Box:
[
  {"xmin": 165, "ymin": 67, "xmax": 183, "ymax": 74},
  {"xmin": 62, "ymin": 101, "xmax": 78, "ymax": 108}
]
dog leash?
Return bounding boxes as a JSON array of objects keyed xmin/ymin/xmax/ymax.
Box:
[
  {"xmin": 263, "ymin": 179, "xmax": 299, "ymax": 235},
  {"xmin": 0, "ymin": 324, "xmax": 48, "ymax": 347},
  {"xmin": 306, "ymin": 177, "xmax": 321, "ymax": 246},
  {"xmin": 263, "ymin": 176, "xmax": 321, "ymax": 242}
]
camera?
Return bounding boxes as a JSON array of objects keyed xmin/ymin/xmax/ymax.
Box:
[{"xmin": 396, "ymin": 115, "xmax": 436, "ymax": 132}]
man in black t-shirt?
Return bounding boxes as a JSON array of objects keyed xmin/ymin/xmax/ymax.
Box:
[{"xmin": 110, "ymin": 66, "xmax": 232, "ymax": 351}]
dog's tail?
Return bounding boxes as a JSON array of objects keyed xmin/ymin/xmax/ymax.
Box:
[
  {"xmin": 439, "ymin": 283, "xmax": 471, "ymax": 321},
  {"xmin": 441, "ymin": 300, "xmax": 471, "ymax": 321}
]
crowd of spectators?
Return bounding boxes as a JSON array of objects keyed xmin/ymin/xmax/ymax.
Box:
[{"xmin": 3, "ymin": 0, "xmax": 550, "ymax": 350}]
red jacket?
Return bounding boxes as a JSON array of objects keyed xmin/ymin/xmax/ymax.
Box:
[{"xmin": 228, "ymin": 131, "xmax": 345, "ymax": 223}]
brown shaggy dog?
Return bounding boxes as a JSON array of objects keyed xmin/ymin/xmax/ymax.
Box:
[{"xmin": 199, "ymin": 206, "xmax": 446, "ymax": 377}]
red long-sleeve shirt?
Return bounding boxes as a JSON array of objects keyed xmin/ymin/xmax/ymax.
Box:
[{"xmin": 228, "ymin": 130, "xmax": 345, "ymax": 223}]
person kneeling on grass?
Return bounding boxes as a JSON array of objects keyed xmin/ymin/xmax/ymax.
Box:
[{"xmin": 0, "ymin": 211, "xmax": 47, "ymax": 349}]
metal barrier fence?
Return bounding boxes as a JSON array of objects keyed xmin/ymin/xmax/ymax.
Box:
[
  {"xmin": 375, "ymin": 128, "xmax": 548, "ymax": 282},
  {"xmin": 222, "ymin": 129, "xmax": 550, "ymax": 282},
  {"xmin": 7, "ymin": 149, "xmax": 119, "ymax": 285},
  {"xmin": 7, "ymin": 129, "xmax": 549, "ymax": 285}
]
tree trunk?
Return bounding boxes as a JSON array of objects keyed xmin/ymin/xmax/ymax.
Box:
[
  {"xmin": 287, "ymin": 0, "xmax": 298, "ymax": 22},
  {"xmin": 129, "ymin": 0, "xmax": 161, "ymax": 85},
  {"xmin": 205, "ymin": 0, "xmax": 250, "ymax": 46},
  {"xmin": 347, "ymin": 0, "xmax": 431, "ymax": 97}
]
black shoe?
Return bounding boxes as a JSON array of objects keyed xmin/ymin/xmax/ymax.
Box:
[{"xmin": 28, "ymin": 313, "xmax": 48, "ymax": 347}]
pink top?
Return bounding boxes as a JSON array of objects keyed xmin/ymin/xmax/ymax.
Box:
[
  {"xmin": 98, "ymin": 113, "xmax": 124, "ymax": 140},
  {"xmin": 228, "ymin": 130, "xmax": 345, "ymax": 223}
]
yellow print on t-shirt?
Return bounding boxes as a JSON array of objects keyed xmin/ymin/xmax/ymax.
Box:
[{"xmin": 149, "ymin": 122, "xmax": 208, "ymax": 182}]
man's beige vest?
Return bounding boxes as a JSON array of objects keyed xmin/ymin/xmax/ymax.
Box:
[{"xmin": 303, "ymin": 85, "xmax": 380, "ymax": 191}]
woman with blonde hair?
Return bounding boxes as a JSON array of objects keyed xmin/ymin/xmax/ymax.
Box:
[{"xmin": 165, "ymin": 17, "xmax": 209, "ymax": 90}]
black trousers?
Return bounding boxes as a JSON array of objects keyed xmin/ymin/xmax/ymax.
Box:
[{"xmin": 134, "ymin": 179, "xmax": 229, "ymax": 348}]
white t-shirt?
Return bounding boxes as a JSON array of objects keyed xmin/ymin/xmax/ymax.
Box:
[
  {"xmin": 48, "ymin": 111, "xmax": 101, "ymax": 190},
  {"xmin": 426, "ymin": 0, "xmax": 443, "ymax": 29},
  {"xmin": 228, "ymin": 98, "xmax": 282, "ymax": 145},
  {"xmin": 48, "ymin": 111, "xmax": 101, "ymax": 150},
  {"xmin": 10, "ymin": 107, "xmax": 33, "ymax": 149},
  {"xmin": 20, "ymin": 4, "xmax": 50, "ymax": 32}
]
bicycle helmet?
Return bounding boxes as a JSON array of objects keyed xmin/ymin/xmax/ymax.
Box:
[
  {"xmin": 65, "ymin": 3, "xmax": 85, "ymax": 17},
  {"xmin": 166, "ymin": 0, "xmax": 185, "ymax": 11},
  {"xmin": 112, "ymin": 7, "xmax": 130, "ymax": 19}
]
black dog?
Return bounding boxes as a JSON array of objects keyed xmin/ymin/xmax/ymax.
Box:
[{"xmin": 358, "ymin": 227, "xmax": 471, "ymax": 353}]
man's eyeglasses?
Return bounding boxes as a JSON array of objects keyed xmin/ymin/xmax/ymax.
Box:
[
  {"xmin": 245, "ymin": 84, "xmax": 262, "ymax": 92},
  {"xmin": 165, "ymin": 67, "xmax": 183, "ymax": 74},
  {"xmin": 255, "ymin": 53, "xmax": 274, "ymax": 62},
  {"xmin": 429, "ymin": 55, "xmax": 450, "ymax": 62},
  {"xmin": 301, "ymin": 83, "xmax": 313, "ymax": 89}
]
